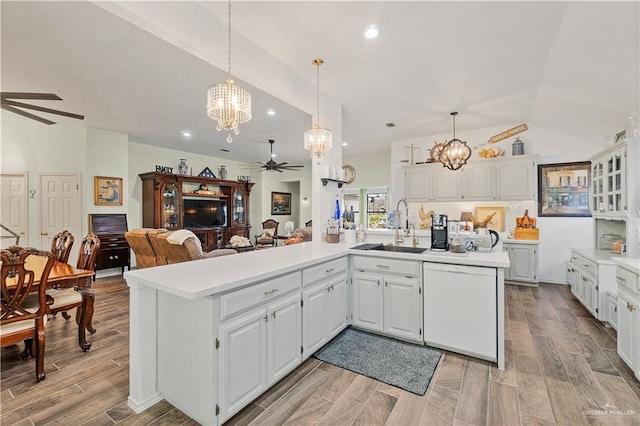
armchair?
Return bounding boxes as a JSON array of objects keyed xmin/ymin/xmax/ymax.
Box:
[
  {"xmin": 255, "ymin": 219, "xmax": 279, "ymax": 247},
  {"xmin": 125, "ymin": 228, "xmax": 168, "ymax": 269}
]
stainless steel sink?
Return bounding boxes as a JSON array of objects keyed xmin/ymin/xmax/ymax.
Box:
[{"xmin": 351, "ymin": 243, "xmax": 428, "ymax": 254}]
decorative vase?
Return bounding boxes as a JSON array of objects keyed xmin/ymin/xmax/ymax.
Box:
[
  {"xmin": 512, "ymin": 137, "xmax": 524, "ymax": 156},
  {"xmin": 178, "ymin": 159, "xmax": 188, "ymax": 175},
  {"xmin": 218, "ymin": 165, "xmax": 228, "ymax": 179}
]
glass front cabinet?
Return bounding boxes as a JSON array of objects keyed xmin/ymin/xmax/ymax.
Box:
[
  {"xmin": 591, "ymin": 145, "xmax": 626, "ymax": 219},
  {"xmin": 229, "ymin": 185, "xmax": 252, "ymax": 239},
  {"xmin": 160, "ymin": 182, "xmax": 181, "ymax": 229}
]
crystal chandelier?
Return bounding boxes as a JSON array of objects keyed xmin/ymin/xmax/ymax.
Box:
[
  {"xmin": 206, "ymin": 0, "xmax": 251, "ymax": 143},
  {"xmin": 304, "ymin": 58, "xmax": 333, "ymax": 161},
  {"xmin": 440, "ymin": 112, "xmax": 471, "ymax": 171}
]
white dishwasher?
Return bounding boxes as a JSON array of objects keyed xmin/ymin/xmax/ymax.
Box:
[{"xmin": 423, "ymin": 262, "xmax": 497, "ymax": 361}]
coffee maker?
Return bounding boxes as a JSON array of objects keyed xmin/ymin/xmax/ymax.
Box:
[{"xmin": 430, "ymin": 214, "xmax": 449, "ymax": 251}]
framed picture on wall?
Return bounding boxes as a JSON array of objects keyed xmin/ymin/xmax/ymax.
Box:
[
  {"xmin": 538, "ymin": 162, "xmax": 591, "ymax": 217},
  {"xmin": 271, "ymin": 191, "xmax": 291, "ymax": 215},
  {"xmin": 94, "ymin": 176, "xmax": 123, "ymax": 206}
]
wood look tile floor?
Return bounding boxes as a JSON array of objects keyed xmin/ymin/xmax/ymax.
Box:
[{"xmin": 2, "ymin": 277, "xmax": 640, "ymax": 425}]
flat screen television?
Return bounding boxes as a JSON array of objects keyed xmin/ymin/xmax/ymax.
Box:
[{"xmin": 183, "ymin": 198, "xmax": 227, "ymax": 228}]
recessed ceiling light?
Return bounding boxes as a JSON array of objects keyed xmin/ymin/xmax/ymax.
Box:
[
  {"xmin": 342, "ymin": 141, "xmax": 349, "ymax": 146},
  {"xmin": 181, "ymin": 130, "xmax": 192, "ymax": 137},
  {"xmin": 266, "ymin": 109, "xmax": 276, "ymax": 116},
  {"xmin": 364, "ymin": 25, "xmax": 379, "ymax": 39}
]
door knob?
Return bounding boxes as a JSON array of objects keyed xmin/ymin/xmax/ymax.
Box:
[{"xmin": 19, "ymin": 232, "xmax": 25, "ymax": 236}]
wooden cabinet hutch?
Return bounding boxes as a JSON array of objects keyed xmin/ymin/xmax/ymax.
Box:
[{"xmin": 139, "ymin": 172, "xmax": 254, "ymax": 251}]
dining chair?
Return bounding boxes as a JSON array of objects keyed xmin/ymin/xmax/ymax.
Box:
[
  {"xmin": 0, "ymin": 246, "xmax": 55, "ymax": 382},
  {"xmin": 48, "ymin": 233, "xmax": 100, "ymax": 334},
  {"xmin": 50, "ymin": 230, "xmax": 74, "ymax": 263}
]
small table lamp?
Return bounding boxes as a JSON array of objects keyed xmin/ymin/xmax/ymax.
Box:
[{"xmin": 460, "ymin": 211, "xmax": 474, "ymax": 231}]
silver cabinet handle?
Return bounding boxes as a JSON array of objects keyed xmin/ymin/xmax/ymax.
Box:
[
  {"xmin": 271, "ymin": 311, "xmax": 276, "ymax": 319},
  {"xmin": 617, "ymin": 276, "xmax": 626, "ymax": 282},
  {"xmin": 264, "ymin": 289, "xmax": 278, "ymax": 295},
  {"xmin": 376, "ymin": 264, "xmax": 390, "ymax": 269},
  {"xmin": 325, "ymin": 268, "xmax": 335, "ymax": 273}
]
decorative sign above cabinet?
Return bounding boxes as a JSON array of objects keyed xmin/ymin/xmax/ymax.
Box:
[
  {"xmin": 488, "ymin": 123, "xmax": 528, "ymax": 144},
  {"xmin": 155, "ymin": 165, "xmax": 173, "ymax": 173}
]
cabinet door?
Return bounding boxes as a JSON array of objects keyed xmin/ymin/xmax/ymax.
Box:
[
  {"xmin": 508, "ymin": 245, "xmax": 537, "ymax": 283},
  {"xmin": 328, "ymin": 276, "xmax": 348, "ymax": 339},
  {"xmin": 592, "ymin": 159, "xmax": 605, "ymax": 215},
  {"xmin": 605, "ymin": 148, "xmax": 626, "ymax": 217},
  {"xmin": 352, "ymin": 272, "xmax": 384, "ymax": 332},
  {"xmin": 218, "ymin": 308, "xmax": 267, "ymax": 421},
  {"xmin": 383, "ymin": 275, "xmax": 421, "ymax": 341},
  {"xmin": 406, "ymin": 168, "xmax": 433, "ymax": 201},
  {"xmin": 433, "ymin": 167, "xmax": 461, "ymax": 201},
  {"xmin": 496, "ymin": 159, "xmax": 534, "ymax": 200},
  {"xmin": 568, "ymin": 263, "xmax": 579, "ymax": 297},
  {"xmin": 267, "ymin": 294, "xmax": 301, "ymax": 384},
  {"xmin": 617, "ymin": 291, "xmax": 635, "ymax": 368},
  {"xmin": 463, "ymin": 163, "xmax": 495, "ymax": 201},
  {"xmin": 607, "ymin": 294, "xmax": 618, "ymax": 330},
  {"xmin": 582, "ymin": 273, "xmax": 597, "ymax": 316},
  {"xmin": 302, "ymin": 282, "xmax": 329, "ymax": 359}
]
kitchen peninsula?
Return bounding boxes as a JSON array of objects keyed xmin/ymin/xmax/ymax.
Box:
[{"xmin": 124, "ymin": 241, "xmax": 509, "ymax": 425}]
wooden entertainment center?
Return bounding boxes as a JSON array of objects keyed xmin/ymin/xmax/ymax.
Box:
[{"xmin": 139, "ymin": 172, "xmax": 254, "ymax": 251}]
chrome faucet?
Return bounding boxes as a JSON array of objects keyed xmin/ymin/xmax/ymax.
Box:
[{"xmin": 395, "ymin": 198, "xmax": 410, "ymax": 246}]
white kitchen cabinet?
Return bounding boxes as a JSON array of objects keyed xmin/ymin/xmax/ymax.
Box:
[
  {"xmin": 383, "ymin": 275, "xmax": 422, "ymax": 340},
  {"xmin": 496, "ymin": 157, "xmax": 536, "ymax": 201},
  {"xmin": 503, "ymin": 241, "xmax": 538, "ymax": 284},
  {"xmin": 352, "ymin": 256, "xmax": 422, "ymax": 342},
  {"xmin": 423, "ymin": 262, "xmax": 497, "ymax": 360},
  {"xmin": 614, "ymin": 261, "xmax": 640, "ymax": 379},
  {"xmin": 301, "ymin": 258, "xmax": 349, "ymax": 360},
  {"xmin": 352, "ymin": 272, "xmax": 384, "ymax": 332},
  {"xmin": 617, "ymin": 290, "xmax": 637, "ymax": 369},
  {"xmin": 568, "ymin": 249, "xmax": 617, "ymax": 321},
  {"xmin": 606, "ymin": 291, "xmax": 618, "ymax": 330},
  {"xmin": 218, "ymin": 292, "xmax": 301, "ymax": 422},
  {"xmin": 591, "ymin": 144, "xmax": 626, "ymax": 219},
  {"xmin": 405, "ymin": 155, "xmax": 537, "ymax": 202},
  {"xmin": 462, "ymin": 162, "xmax": 496, "ymax": 201},
  {"xmin": 302, "ymin": 274, "xmax": 348, "ymax": 359}
]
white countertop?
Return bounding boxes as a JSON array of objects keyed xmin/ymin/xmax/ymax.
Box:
[
  {"xmin": 571, "ymin": 248, "xmax": 626, "ymax": 264},
  {"xmin": 504, "ymin": 238, "xmax": 540, "ymax": 245},
  {"xmin": 611, "ymin": 257, "xmax": 640, "ymax": 275},
  {"xmin": 124, "ymin": 240, "xmax": 509, "ymax": 300}
]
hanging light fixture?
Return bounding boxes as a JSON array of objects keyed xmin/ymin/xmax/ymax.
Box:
[
  {"xmin": 440, "ymin": 111, "xmax": 471, "ymax": 171},
  {"xmin": 206, "ymin": 0, "xmax": 252, "ymax": 143},
  {"xmin": 304, "ymin": 58, "xmax": 333, "ymax": 161}
]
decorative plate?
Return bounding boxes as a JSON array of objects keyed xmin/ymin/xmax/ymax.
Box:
[{"xmin": 342, "ymin": 164, "xmax": 356, "ymax": 184}]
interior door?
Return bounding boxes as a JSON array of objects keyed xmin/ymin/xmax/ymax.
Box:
[
  {"xmin": 39, "ymin": 174, "xmax": 81, "ymax": 260},
  {"xmin": 0, "ymin": 173, "xmax": 28, "ymax": 248}
]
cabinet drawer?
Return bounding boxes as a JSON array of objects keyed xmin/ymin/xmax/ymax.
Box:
[
  {"xmin": 570, "ymin": 253, "xmax": 597, "ymax": 276},
  {"xmin": 302, "ymin": 258, "xmax": 347, "ymax": 287},
  {"xmin": 220, "ymin": 272, "xmax": 300, "ymax": 321},
  {"xmin": 352, "ymin": 256, "xmax": 419, "ymax": 277},
  {"xmin": 616, "ymin": 267, "xmax": 639, "ymax": 296}
]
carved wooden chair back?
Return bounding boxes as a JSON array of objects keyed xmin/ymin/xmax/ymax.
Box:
[
  {"xmin": 1, "ymin": 246, "xmax": 54, "ymax": 382},
  {"xmin": 50, "ymin": 230, "xmax": 74, "ymax": 264},
  {"xmin": 305, "ymin": 220, "xmax": 313, "ymax": 227},
  {"xmin": 49, "ymin": 234, "xmax": 100, "ymax": 326},
  {"xmin": 255, "ymin": 219, "xmax": 279, "ymax": 246}
]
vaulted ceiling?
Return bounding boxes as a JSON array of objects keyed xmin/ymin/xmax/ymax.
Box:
[{"xmin": 2, "ymin": 1, "xmax": 638, "ymax": 164}]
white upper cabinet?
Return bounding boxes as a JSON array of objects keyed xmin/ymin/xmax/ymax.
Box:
[
  {"xmin": 405, "ymin": 155, "xmax": 536, "ymax": 202},
  {"xmin": 591, "ymin": 145, "xmax": 626, "ymax": 219},
  {"xmin": 462, "ymin": 162, "xmax": 496, "ymax": 201},
  {"xmin": 496, "ymin": 157, "xmax": 536, "ymax": 201}
]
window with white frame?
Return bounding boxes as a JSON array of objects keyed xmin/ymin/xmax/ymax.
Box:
[{"xmin": 366, "ymin": 187, "xmax": 388, "ymax": 229}]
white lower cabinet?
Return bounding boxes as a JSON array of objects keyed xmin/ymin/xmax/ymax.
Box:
[
  {"xmin": 302, "ymin": 274, "xmax": 348, "ymax": 359},
  {"xmin": 614, "ymin": 262, "xmax": 640, "ymax": 380},
  {"xmin": 503, "ymin": 242, "xmax": 538, "ymax": 284},
  {"xmin": 606, "ymin": 291, "xmax": 618, "ymax": 330},
  {"xmin": 218, "ymin": 291, "xmax": 301, "ymax": 423},
  {"xmin": 568, "ymin": 249, "xmax": 617, "ymax": 320},
  {"xmin": 352, "ymin": 256, "xmax": 422, "ymax": 342}
]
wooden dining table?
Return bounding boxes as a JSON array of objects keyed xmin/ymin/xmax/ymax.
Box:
[{"xmin": 4, "ymin": 255, "xmax": 96, "ymax": 351}]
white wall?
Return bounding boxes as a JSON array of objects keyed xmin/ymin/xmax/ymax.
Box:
[{"xmin": 343, "ymin": 151, "xmax": 390, "ymax": 190}]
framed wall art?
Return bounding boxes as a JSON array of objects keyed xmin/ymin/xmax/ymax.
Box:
[
  {"xmin": 271, "ymin": 191, "xmax": 291, "ymax": 215},
  {"xmin": 94, "ymin": 176, "xmax": 123, "ymax": 206},
  {"xmin": 538, "ymin": 162, "xmax": 591, "ymax": 217}
]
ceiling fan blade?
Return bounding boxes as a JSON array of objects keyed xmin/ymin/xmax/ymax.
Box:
[
  {"xmin": 3, "ymin": 100, "xmax": 84, "ymax": 120},
  {"xmin": 1, "ymin": 103, "xmax": 55, "ymax": 125},
  {"xmin": 1, "ymin": 92, "xmax": 62, "ymax": 101}
]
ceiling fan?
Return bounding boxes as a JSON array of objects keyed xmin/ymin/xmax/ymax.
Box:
[
  {"xmin": 244, "ymin": 139, "xmax": 304, "ymax": 173},
  {"xmin": 1, "ymin": 92, "xmax": 84, "ymax": 125}
]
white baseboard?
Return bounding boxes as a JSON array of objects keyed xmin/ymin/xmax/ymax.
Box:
[{"xmin": 128, "ymin": 393, "xmax": 164, "ymax": 414}]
